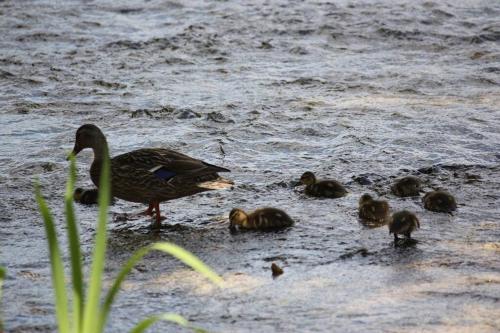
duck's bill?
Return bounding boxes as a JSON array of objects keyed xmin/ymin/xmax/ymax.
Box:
[{"xmin": 67, "ymin": 143, "xmax": 82, "ymax": 160}]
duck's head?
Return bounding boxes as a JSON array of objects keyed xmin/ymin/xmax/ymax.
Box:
[
  {"xmin": 300, "ymin": 171, "xmax": 316, "ymax": 185},
  {"xmin": 71, "ymin": 124, "xmax": 106, "ymax": 156},
  {"xmin": 229, "ymin": 208, "xmax": 248, "ymax": 228},
  {"xmin": 359, "ymin": 193, "xmax": 373, "ymax": 206}
]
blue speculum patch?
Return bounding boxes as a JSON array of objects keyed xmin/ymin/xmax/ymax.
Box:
[{"xmin": 152, "ymin": 167, "xmax": 176, "ymax": 181}]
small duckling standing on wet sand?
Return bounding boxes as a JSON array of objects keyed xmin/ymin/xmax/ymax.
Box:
[
  {"xmin": 358, "ymin": 194, "xmax": 390, "ymax": 223},
  {"xmin": 229, "ymin": 207, "xmax": 294, "ymax": 230},
  {"xmin": 391, "ymin": 176, "xmax": 422, "ymax": 197},
  {"xmin": 388, "ymin": 210, "xmax": 420, "ymax": 242},
  {"xmin": 423, "ymin": 190, "xmax": 457, "ymax": 213},
  {"xmin": 299, "ymin": 171, "xmax": 347, "ymax": 198}
]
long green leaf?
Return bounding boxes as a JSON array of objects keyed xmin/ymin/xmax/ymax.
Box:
[
  {"xmin": 130, "ymin": 313, "xmax": 207, "ymax": 333},
  {"xmin": 98, "ymin": 242, "xmax": 223, "ymax": 332},
  {"xmin": 36, "ymin": 184, "xmax": 70, "ymax": 333},
  {"xmin": 65, "ymin": 155, "xmax": 84, "ymax": 332},
  {"xmin": 0, "ymin": 266, "xmax": 4, "ymax": 333},
  {"xmin": 0, "ymin": 266, "xmax": 4, "ymax": 302},
  {"xmin": 150, "ymin": 243, "xmax": 223, "ymax": 286},
  {"xmin": 82, "ymin": 153, "xmax": 111, "ymax": 333}
]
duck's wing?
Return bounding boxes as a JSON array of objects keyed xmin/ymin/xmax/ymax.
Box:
[{"xmin": 112, "ymin": 148, "xmax": 229, "ymax": 183}]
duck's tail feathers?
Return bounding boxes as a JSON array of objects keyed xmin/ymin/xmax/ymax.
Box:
[
  {"xmin": 197, "ymin": 177, "xmax": 234, "ymax": 190},
  {"xmin": 202, "ymin": 161, "xmax": 231, "ymax": 173}
]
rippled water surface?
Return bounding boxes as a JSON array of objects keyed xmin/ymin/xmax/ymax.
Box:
[{"xmin": 1, "ymin": 0, "xmax": 500, "ymax": 332}]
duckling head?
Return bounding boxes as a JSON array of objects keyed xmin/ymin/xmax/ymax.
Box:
[
  {"xmin": 359, "ymin": 193, "xmax": 373, "ymax": 206},
  {"xmin": 300, "ymin": 171, "xmax": 316, "ymax": 185},
  {"xmin": 71, "ymin": 124, "xmax": 107, "ymax": 157},
  {"xmin": 74, "ymin": 188, "xmax": 84, "ymax": 202},
  {"xmin": 229, "ymin": 208, "xmax": 249, "ymax": 228}
]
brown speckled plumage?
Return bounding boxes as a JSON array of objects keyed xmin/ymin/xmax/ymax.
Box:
[
  {"xmin": 423, "ymin": 190, "xmax": 457, "ymax": 213},
  {"xmin": 74, "ymin": 188, "xmax": 99, "ymax": 205},
  {"xmin": 300, "ymin": 171, "xmax": 347, "ymax": 198},
  {"xmin": 358, "ymin": 194, "xmax": 390, "ymax": 223},
  {"xmin": 391, "ymin": 176, "xmax": 422, "ymax": 197},
  {"xmin": 388, "ymin": 210, "xmax": 420, "ymax": 241},
  {"xmin": 71, "ymin": 124, "xmax": 232, "ymax": 226},
  {"xmin": 229, "ymin": 207, "xmax": 294, "ymax": 230}
]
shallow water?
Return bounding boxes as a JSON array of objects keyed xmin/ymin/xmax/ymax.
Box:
[{"xmin": 1, "ymin": 0, "xmax": 500, "ymax": 332}]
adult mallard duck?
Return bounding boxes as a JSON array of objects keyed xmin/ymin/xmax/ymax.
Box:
[
  {"xmin": 391, "ymin": 176, "xmax": 422, "ymax": 197},
  {"xmin": 358, "ymin": 194, "xmax": 390, "ymax": 223},
  {"xmin": 71, "ymin": 124, "xmax": 232, "ymax": 227},
  {"xmin": 229, "ymin": 207, "xmax": 294, "ymax": 230},
  {"xmin": 299, "ymin": 171, "xmax": 347, "ymax": 198},
  {"xmin": 423, "ymin": 190, "xmax": 457, "ymax": 213},
  {"xmin": 388, "ymin": 210, "xmax": 420, "ymax": 241}
]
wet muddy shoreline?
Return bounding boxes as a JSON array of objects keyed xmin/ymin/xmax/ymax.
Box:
[{"xmin": 1, "ymin": 0, "xmax": 499, "ymax": 332}]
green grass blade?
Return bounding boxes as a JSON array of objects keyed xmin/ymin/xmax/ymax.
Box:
[
  {"xmin": 36, "ymin": 184, "xmax": 70, "ymax": 333},
  {"xmin": 0, "ymin": 266, "xmax": 4, "ymax": 302},
  {"xmin": 65, "ymin": 155, "xmax": 84, "ymax": 331},
  {"xmin": 98, "ymin": 242, "xmax": 223, "ymax": 331},
  {"xmin": 129, "ymin": 313, "xmax": 207, "ymax": 333},
  {"xmin": 82, "ymin": 153, "xmax": 111, "ymax": 333},
  {"xmin": 98, "ymin": 246, "xmax": 150, "ymax": 331},
  {"xmin": 0, "ymin": 266, "xmax": 4, "ymax": 333},
  {"xmin": 150, "ymin": 243, "xmax": 223, "ymax": 286}
]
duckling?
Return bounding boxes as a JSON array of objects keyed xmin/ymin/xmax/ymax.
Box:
[
  {"xmin": 74, "ymin": 188, "xmax": 99, "ymax": 205},
  {"xmin": 388, "ymin": 210, "xmax": 420, "ymax": 241},
  {"xmin": 299, "ymin": 171, "xmax": 347, "ymax": 198},
  {"xmin": 358, "ymin": 194, "xmax": 390, "ymax": 223},
  {"xmin": 423, "ymin": 190, "xmax": 457, "ymax": 213},
  {"xmin": 391, "ymin": 176, "xmax": 422, "ymax": 197},
  {"xmin": 229, "ymin": 207, "xmax": 294, "ymax": 230}
]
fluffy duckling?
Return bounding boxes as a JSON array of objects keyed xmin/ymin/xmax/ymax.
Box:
[
  {"xmin": 74, "ymin": 188, "xmax": 99, "ymax": 205},
  {"xmin": 300, "ymin": 171, "xmax": 347, "ymax": 198},
  {"xmin": 388, "ymin": 210, "xmax": 420, "ymax": 241},
  {"xmin": 358, "ymin": 194, "xmax": 390, "ymax": 223},
  {"xmin": 423, "ymin": 190, "xmax": 457, "ymax": 213},
  {"xmin": 391, "ymin": 176, "xmax": 422, "ymax": 197},
  {"xmin": 229, "ymin": 207, "xmax": 294, "ymax": 230}
]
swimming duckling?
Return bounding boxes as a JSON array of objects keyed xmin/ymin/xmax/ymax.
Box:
[
  {"xmin": 423, "ymin": 190, "xmax": 457, "ymax": 213},
  {"xmin": 391, "ymin": 176, "xmax": 422, "ymax": 197},
  {"xmin": 358, "ymin": 194, "xmax": 390, "ymax": 223},
  {"xmin": 229, "ymin": 207, "xmax": 294, "ymax": 230},
  {"xmin": 388, "ymin": 210, "xmax": 420, "ymax": 241},
  {"xmin": 299, "ymin": 171, "xmax": 347, "ymax": 198},
  {"xmin": 74, "ymin": 188, "xmax": 99, "ymax": 205}
]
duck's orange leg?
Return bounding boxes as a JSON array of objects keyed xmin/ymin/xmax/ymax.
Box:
[
  {"xmin": 145, "ymin": 202, "xmax": 154, "ymax": 216},
  {"xmin": 154, "ymin": 201, "xmax": 162, "ymax": 227}
]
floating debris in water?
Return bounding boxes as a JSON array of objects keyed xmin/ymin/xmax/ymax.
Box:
[{"xmin": 271, "ymin": 263, "xmax": 283, "ymax": 277}]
